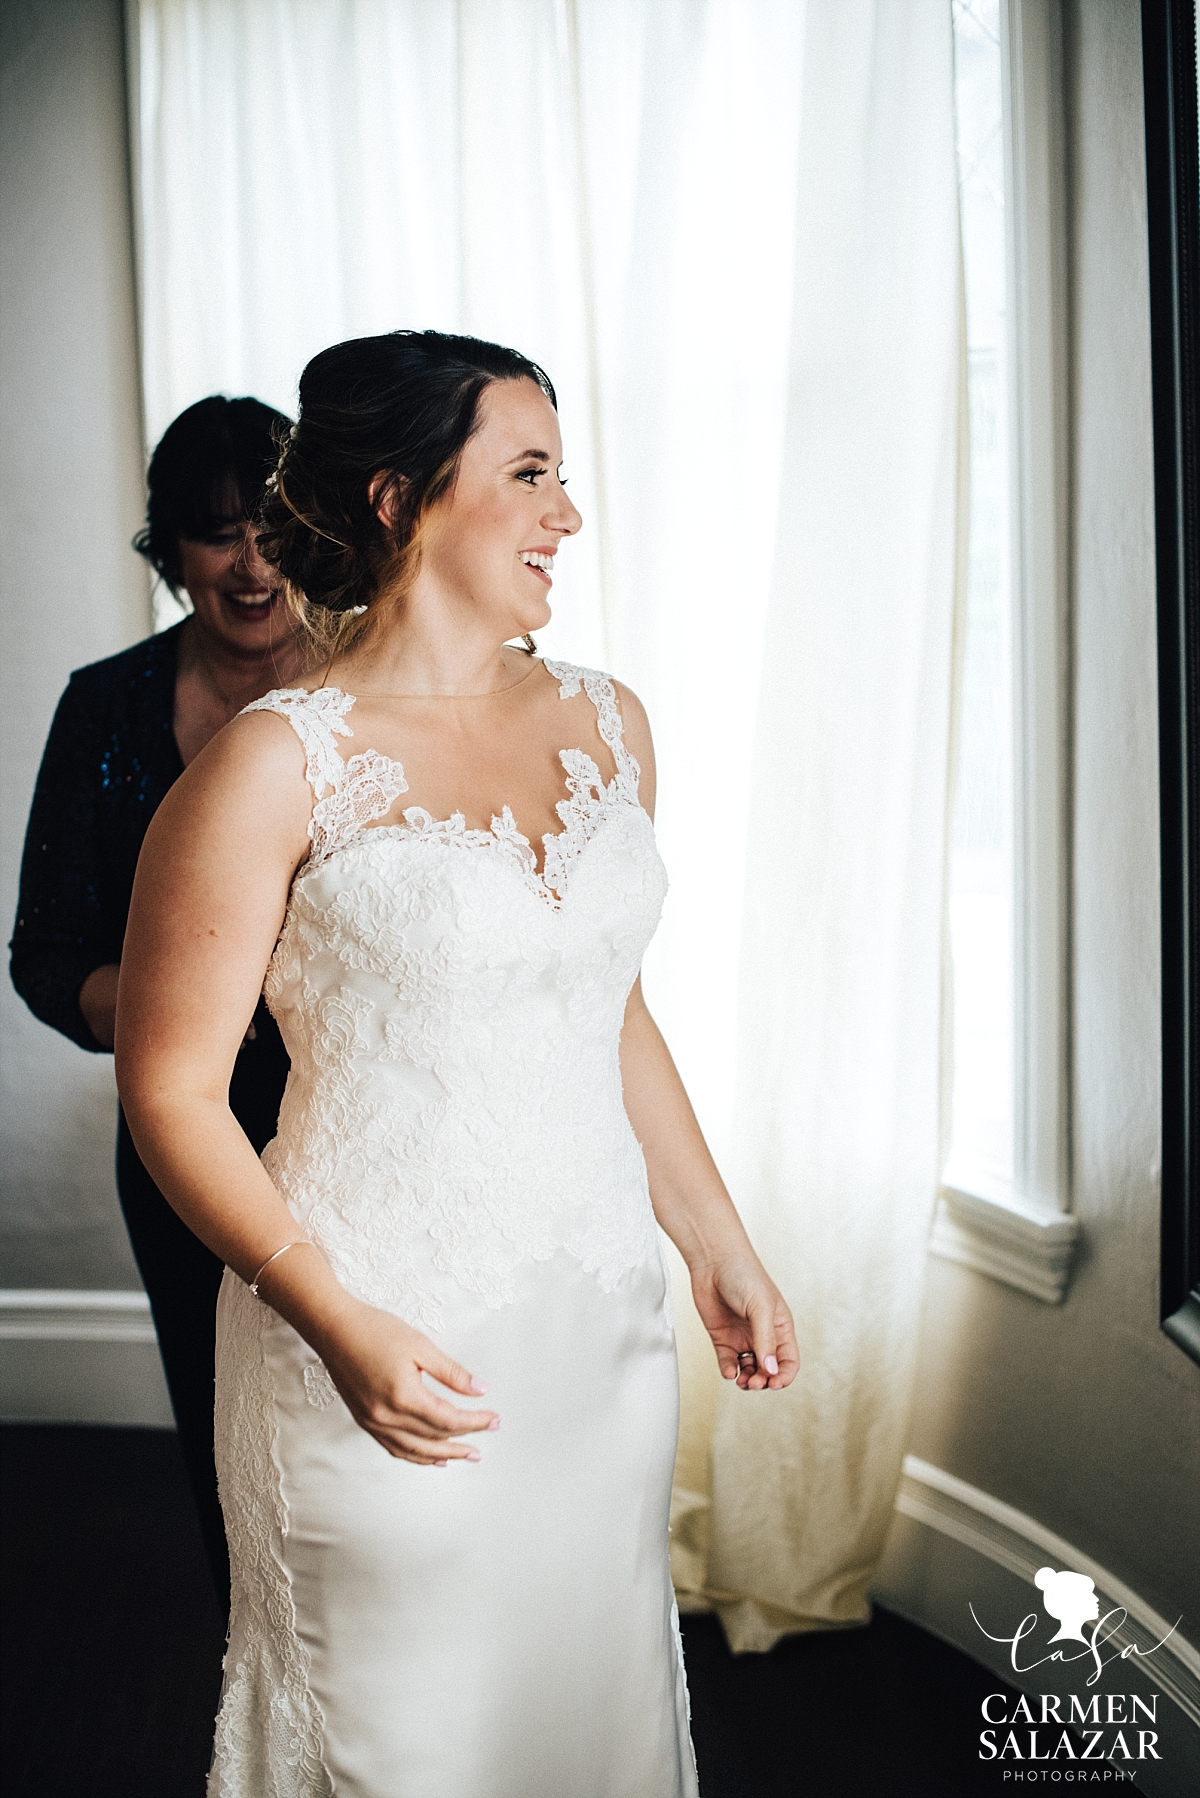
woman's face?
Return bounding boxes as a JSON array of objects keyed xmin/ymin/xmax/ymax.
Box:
[
  {"xmin": 415, "ymin": 378, "xmax": 582, "ymax": 637},
  {"xmin": 177, "ymin": 518, "xmax": 292, "ymax": 657}
]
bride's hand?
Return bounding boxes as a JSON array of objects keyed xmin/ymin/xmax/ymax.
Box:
[
  {"xmin": 318, "ymin": 1299, "xmax": 500, "ymax": 1465},
  {"xmin": 688, "ymin": 1253, "xmax": 799, "ymax": 1391}
]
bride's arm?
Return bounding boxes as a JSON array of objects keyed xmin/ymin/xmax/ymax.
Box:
[
  {"xmin": 115, "ymin": 713, "xmax": 498, "ymax": 1462},
  {"xmin": 620, "ymin": 982, "xmax": 799, "ymax": 1391},
  {"xmin": 613, "ymin": 684, "xmax": 798, "ymax": 1392}
]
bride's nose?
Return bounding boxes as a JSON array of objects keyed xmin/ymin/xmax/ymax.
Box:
[{"xmin": 545, "ymin": 485, "xmax": 583, "ymax": 537}]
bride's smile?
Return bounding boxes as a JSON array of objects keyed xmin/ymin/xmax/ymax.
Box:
[{"xmin": 386, "ymin": 377, "xmax": 581, "ymax": 691}]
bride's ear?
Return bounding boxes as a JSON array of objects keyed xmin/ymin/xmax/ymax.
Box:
[{"xmin": 368, "ymin": 470, "xmax": 407, "ymax": 534}]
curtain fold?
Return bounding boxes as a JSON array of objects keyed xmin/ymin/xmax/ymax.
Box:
[
  {"xmin": 133, "ymin": 0, "xmax": 963, "ymax": 1653},
  {"xmin": 671, "ymin": 0, "xmax": 965, "ymax": 1653}
]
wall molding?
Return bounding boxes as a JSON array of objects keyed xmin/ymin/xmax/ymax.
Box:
[
  {"xmin": 886, "ymin": 1455, "xmax": 1200, "ymax": 1733},
  {"xmin": 930, "ymin": 1181, "xmax": 1081, "ymax": 1303},
  {"xmin": 0, "ymin": 1288, "xmax": 156, "ymax": 1342},
  {"xmin": 0, "ymin": 1289, "xmax": 171, "ymax": 1427}
]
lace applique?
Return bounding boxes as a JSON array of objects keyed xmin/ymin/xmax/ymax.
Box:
[
  {"xmin": 240, "ymin": 687, "xmax": 408, "ymax": 867},
  {"xmin": 535, "ymin": 662, "xmax": 642, "ymax": 903},
  {"xmin": 245, "ymin": 665, "xmax": 640, "ymax": 903},
  {"xmin": 242, "ymin": 687, "xmax": 355, "ymax": 797},
  {"xmin": 211, "ymin": 1281, "xmax": 332, "ymax": 1798},
  {"xmin": 352, "ymin": 661, "xmax": 644, "ymax": 907},
  {"xmin": 544, "ymin": 660, "xmax": 641, "ymax": 800},
  {"xmin": 303, "ymin": 1362, "xmax": 338, "ymax": 1411},
  {"xmin": 309, "ymin": 750, "xmax": 408, "ymax": 868},
  {"xmin": 389, "ymin": 808, "xmax": 503, "ymax": 855},
  {"xmin": 670, "ymin": 1595, "xmax": 699, "ymax": 1786}
]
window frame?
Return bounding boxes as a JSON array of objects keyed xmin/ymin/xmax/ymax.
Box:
[
  {"xmin": 1142, "ymin": 0, "xmax": 1200, "ymax": 1366},
  {"xmin": 931, "ymin": 0, "xmax": 1079, "ymax": 1303}
]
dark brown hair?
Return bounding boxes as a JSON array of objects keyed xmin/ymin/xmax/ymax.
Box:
[
  {"xmin": 257, "ymin": 330, "xmax": 556, "ymax": 639},
  {"xmin": 133, "ymin": 395, "xmax": 292, "ymax": 593}
]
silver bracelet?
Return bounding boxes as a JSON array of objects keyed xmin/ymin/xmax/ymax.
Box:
[{"xmin": 249, "ymin": 1238, "xmax": 314, "ymax": 1299}]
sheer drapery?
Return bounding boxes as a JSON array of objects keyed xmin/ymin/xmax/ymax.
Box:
[{"xmin": 133, "ymin": 0, "xmax": 962, "ymax": 1651}]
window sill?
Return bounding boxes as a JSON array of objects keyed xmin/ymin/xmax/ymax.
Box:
[{"xmin": 928, "ymin": 1174, "xmax": 1080, "ymax": 1304}]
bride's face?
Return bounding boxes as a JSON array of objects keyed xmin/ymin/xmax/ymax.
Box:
[{"xmin": 415, "ymin": 378, "xmax": 581, "ymax": 637}]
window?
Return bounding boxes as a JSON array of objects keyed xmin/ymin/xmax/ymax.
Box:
[
  {"xmin": 946, "ymin": 0, "xmax": 1014, "ymax": 1193},
  {"xmin": 933, "ymin": 0, "xmax": 1078, "ymax": 1302}
]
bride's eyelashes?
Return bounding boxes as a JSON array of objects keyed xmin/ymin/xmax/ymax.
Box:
[{"xmin": 514, "ymin": 466, "xmax": 569, "ymax": 486}]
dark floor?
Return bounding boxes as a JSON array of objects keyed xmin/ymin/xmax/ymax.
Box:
[{"xmin": 1, "ymin": 1425, "xmax": 1135, "ymax": 1798}]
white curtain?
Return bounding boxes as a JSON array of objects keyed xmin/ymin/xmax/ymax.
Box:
[{"xmin": 133, "ymin": 0, "xmax": 962, "ymax": 1652}]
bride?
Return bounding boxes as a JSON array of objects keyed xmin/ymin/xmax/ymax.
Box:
[{"xmin": 116, "ymin": 329, "xmax": 798, "ymax": 1797}]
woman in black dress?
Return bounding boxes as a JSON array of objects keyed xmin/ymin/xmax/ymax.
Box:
[{"xmin": 10, "ymin": 395, "xmax": 304, "ymax": 1609}]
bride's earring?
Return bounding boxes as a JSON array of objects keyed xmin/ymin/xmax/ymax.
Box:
[{"xmin": 522, "ymin": 633, "xmax": 537, "ymax": 655}]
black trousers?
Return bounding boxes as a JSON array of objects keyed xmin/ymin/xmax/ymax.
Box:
[{"xmin": 115, "ymin": 1002, "xmax": 289, "ymax": 1620}]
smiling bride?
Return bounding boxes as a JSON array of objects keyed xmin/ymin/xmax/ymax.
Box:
[{"xmin": 115, "ymin": 329, "xmax": 798, "ymax": 1798}]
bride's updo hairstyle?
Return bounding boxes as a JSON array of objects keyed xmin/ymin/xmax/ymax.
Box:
[{"xmin": 258, "ymin": 329, "xmax": 556, "ymax": 650}]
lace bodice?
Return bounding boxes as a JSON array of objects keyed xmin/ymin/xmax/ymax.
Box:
[
  {"xmin": 242, "ymin": 662, "xmax": 669, "ymax": 1330},
  {"xmin": 243, "ymin": 660, "xmax": 643, "ymax": 896}
]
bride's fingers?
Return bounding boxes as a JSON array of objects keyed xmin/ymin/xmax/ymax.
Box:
[
  {"xmin": 745, "ymin": 1302, "xmax": 782, "ymax": 1390},
  {"xmin": 371, "ymin": 1426, "xmax": 477, "ymax": 1465},
  {"xmin": 368, "ymin": 1417, "xmax": 487, "ymax": 1462},
  {"xmin": 714, "ymin": 1337, "xmax": 767, "ymax": 1388},
  {"xmin": 420, "ymin": 1344, "xmax": 489, "ymax": 1398},
  {"xmin": 335, "ymin": 1370, "xmax": 497, "ymax": 1437},
  {"xmin": 770, "ymin": 1314, "xmax": 801, "ymax": 1387},
  {"xmin": 380, "ymin": 1404, "xmax": 497, "ymax": 1444},
  {"xmin": 406, "ymin": 1390, "xmax": 499, "ymax": 1437}
]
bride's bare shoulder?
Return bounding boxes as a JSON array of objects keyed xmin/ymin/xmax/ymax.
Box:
[
  {"xmin": 203, "ymin": 701, "xmax": 316, "ymax": 785},
  {"xmin": 150, "ymin": 702, "xmax": 316, "ymax": 857}
]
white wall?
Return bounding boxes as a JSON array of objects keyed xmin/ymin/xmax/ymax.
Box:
[
  {"xmin": 875, "ymin": 8, "xmax": 1200, "ymax": 1778},
  {"xmin": 0, "ymin": 0, "xmax": 151, "ymax": 1291}
]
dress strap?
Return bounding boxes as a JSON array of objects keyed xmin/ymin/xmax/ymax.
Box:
[
  {"xmin": 241, "ymin": 686, "xmax": 408, "ymax": 863},
  {"xmin": 241, "ymin": 686, "xmax": 356, "ymax": 799},
  {"xmin": 543, "ymin": 661, "xmax": 641, "ymax": 800}
]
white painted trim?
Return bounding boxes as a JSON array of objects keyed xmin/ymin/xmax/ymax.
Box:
[
  {"xmin": 1004, "ymin": 0, "xmax": 1072, "ymax": 1221},
  {"xmin": 934, "ymin": 3, "xmax": 1079, "ymax": 1308},
  {"xmin": 0, "ymin": 1288, "xmax": 156, "ymax": 1343},
  {"xmin": 0, "ymin": 1290, "xmax": 172, "ymax": 1427},
  {"xmin": 892, "ymin": 1455, "xmax": 1200, "ymax": 1731},
  {"xmin": 930, "ymin": 1178, "xmax": 1080, "ymax": 1302}
]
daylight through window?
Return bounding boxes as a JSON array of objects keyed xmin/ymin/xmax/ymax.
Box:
[{"xmin": 948, "ymin": 0, "xmax": 1015, "ymax": 1191}]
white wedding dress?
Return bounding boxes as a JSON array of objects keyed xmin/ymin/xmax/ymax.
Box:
[{"xmin": 208, "ymin": 662, "xmax": 698, "ymax": 1798}]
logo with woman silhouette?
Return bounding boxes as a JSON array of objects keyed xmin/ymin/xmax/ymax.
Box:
[
  {"xmin": 1034, "ymin": 1566, "xmax": 1101, "ymax": 1643},
  {"xmin": 971, "ymin": 1563, "xmax": 1180, "ymax": 1685}
]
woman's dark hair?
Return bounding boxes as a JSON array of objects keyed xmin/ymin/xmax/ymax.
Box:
[
  {"xmin": 133, "ymin": 395, "xmax": 292, "ymax": 592},
  {"xmin": 256, "ymin": 329, "xmax": 556, "ymax": 622}
]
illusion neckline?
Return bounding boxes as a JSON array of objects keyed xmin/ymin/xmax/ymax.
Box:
[
  {"xmin": 306, "ymin": 659, "xmax": 543, "ymax": 704},
  {"xmin": 244, "ymin": 661, "xmax": 644, "ymax": 905}
]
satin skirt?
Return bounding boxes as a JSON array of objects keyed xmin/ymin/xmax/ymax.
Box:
[{"xmin": 214, "ymin": 1250, "xmax": 697, "ymax": 1798}]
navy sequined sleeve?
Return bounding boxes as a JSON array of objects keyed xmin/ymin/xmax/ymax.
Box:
[
  {"xmin": 11, "ymin": 621, "xmax": 289, "ymax": 1167},
  {"xmin": 10, "ymin": 625, "xmax": 188, "ymax": 1050}
]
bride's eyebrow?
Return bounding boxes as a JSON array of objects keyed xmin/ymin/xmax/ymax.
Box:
[{"xmin": 504, "ymin": 448, "xmax": 554, "ymax": 463}]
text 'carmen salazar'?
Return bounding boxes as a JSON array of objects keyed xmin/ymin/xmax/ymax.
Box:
[{"xmin": 980, "ymin": 1691, "xmax": 1161, "ymax": 1762}]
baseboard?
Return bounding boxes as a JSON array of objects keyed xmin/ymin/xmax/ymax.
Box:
[
  {"xmin": 873, "ymin": 1456, "xmax": 1200, "ymax": 1798},
  {"xmin": 0, "ymin": 1290, "xmax": 174, "ymax": 1427}
]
